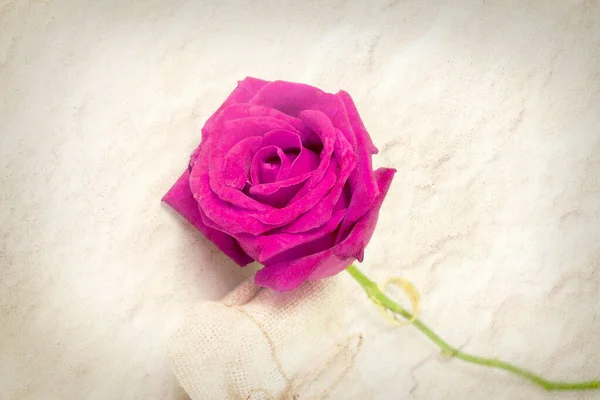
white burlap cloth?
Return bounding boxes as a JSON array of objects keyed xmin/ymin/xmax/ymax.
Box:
[{"xmin": 169, "ymin": 277, "xmax": 370, "ymax": 400}]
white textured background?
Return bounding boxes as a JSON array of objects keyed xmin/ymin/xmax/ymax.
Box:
[{"xmin": 1, "ymin": 0, "xmax": 599, "ymax": 399}]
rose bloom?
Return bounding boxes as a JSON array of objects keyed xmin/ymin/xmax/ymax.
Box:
[{"xmin": 163, "ymin": 77, "xmax": 395, "ymax": 291}]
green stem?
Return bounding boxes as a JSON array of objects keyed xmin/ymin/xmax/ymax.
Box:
[{"xmin": 346, "ymin": 264, "xmax": 599, "ymax": 391}]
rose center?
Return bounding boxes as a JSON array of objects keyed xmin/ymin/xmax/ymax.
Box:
[
  {"xmin": 264, "ymin": 155, "xmax": 281, "ymax": 166},
  {"xmin": 250, "ymin": 145, "xmax": 288, "ymax": 185}
]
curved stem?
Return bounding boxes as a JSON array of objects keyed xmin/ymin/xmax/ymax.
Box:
[{"xmin": 346, "ymin": 264, "xmax": 599, "ymax": 391}]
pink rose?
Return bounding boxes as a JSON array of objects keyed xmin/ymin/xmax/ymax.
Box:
[{"xmin": 163, "ymin": 77, "xmax": 395, "ymax": 291}]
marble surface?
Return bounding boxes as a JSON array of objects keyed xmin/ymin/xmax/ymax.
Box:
[{"xmin": 1, "ymin": 0, "xmax": 599, "ymax": 399}]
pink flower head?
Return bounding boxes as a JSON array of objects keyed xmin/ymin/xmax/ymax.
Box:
[{"xmin": 163, "ymin": 77, "xmax": 395, "ymax": 291}]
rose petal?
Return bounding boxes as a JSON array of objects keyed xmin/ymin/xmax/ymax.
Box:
[
  {"xmin": 249, "ymin": 81, "xmax": 359, "ymax": 153},
  {"xmin": 207, "ymin": 103, "xmax": 307, "ymax": 138},
  {"xmin": 254, "ymin": 167, "xmax": 396, "ymax": 291},
  {"xmin": 336, "ymin": 91, "xmax": 377, "ymax": 155},
  {"xmin": 194, "ymin": 161, "xmax": 337, "ymax": 235},
  {"xmin": 278, "ymin": 152, "xmax": 298, "ymax": 180},
  {"xmin": 247, "ymin": 162, "xmax": 338, "ymax": 226},
  {"xmin": 328, "ymin": 93, "xmax": 358, "ymax": 152},
  {"xmin": 248, "ymin": 181, "xmax": 305, "ymax": 209},
  {"xmin": 310, "ymin": 167, "xmax": 396, "ymax": 278},
  {"xmin": 222, "ymin": 136, "xmax": 262, "ymax": 189},
  {"xmin": 192, "ymin": 171, "xmax": 277, "ymax": 235},
  {"xmin": 254, "ymin": 248, "xmax": 349, "ymax": 292},
  {"xmin": 287, "ymin": 147, "xmax": 320, "ymax": 179},
  {"xmin": 188, "ymin": 142, "xmax": 202, "ymax": 171},
  {"xmin": 250, "ymin": 145, "xmax": 288, "ymax": 185},
  {"xmin": 335, "ymin": 90, "xmax": 381, "ymax": 236},
  {"xmin": 201, "ymin": 77, "xmax": 269, "ymax": 139},
  {"xmin": 295, "ymin": 110, "xmax": 336, "ymax": 189},
  {"xmin": 249, "ymin": 80, "xmax": 338, "ymax": 117},
  {"xmin": 191, "ymin": 136, "xmax": 279, "ymax": 235},
  {"xmin": 249, "ymin": 170, "xmax": 312, "ymax": 197},
  {"xmin": 162, "ymin": 170, "xmax": 253, "ymax": 266},
  {"xmin": 260, "ymin": 129, "xmax": 303, "ymax": 152},
  {"xmin": 206, "ymin": 117, "xmax": 299, "ymax": 211},
  {"xmin": 250, "ymin": 162, "xmax": 337, "ymax": 222},
  {"xmin": 246, "ymin": 145, "xmax": 319, "ymax": 204},
  {"xmin": 259, "ymin": 129, "xmax": 303, "ymax": 180},
  {"xmin": 334, "ymin": 181, "xmax": 352, "ymax": 212},
  {"xmin": 281, "ymin": 128, "xmax": 356, "ymax": 233},
  {"xmin": 237, "ymin": 210, "xmax": 346, "ymax": 263}
]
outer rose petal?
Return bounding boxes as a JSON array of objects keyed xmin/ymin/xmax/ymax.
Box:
[
  {"xmin": 248, "ymin": 80, "xmax": 339, "ymax": 117},
  {"xmin": 254, "ymin": 249, "xmax": 353, "ymax": 293},
  {"xmin": 207, "ymin": 103, "xmax": 308, "ymax": 138},
  {"xmin": 236, "ymin": 210, "xmax": 347, "ymax": 263},
  {"xmin": 337, "ymin": 90, "xmax": 377, "ymax": 155},
  {"xmin": 336, "ymin": 90, "xmax": 381, "ymax": 237},
  {"xmin": 162, "ymin": 170, "xmax": 253, "ymax": 266},
  {"xmin": 255, "ymin": 167, "xmax": 396, "ymax": 291},
  {"xmin": 202, "ymin": 77, "xmax": 269, "ymax": 139},
  {"xmin": 319, "ymin": 167, "xmax": 396, "ymax": 271}
]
